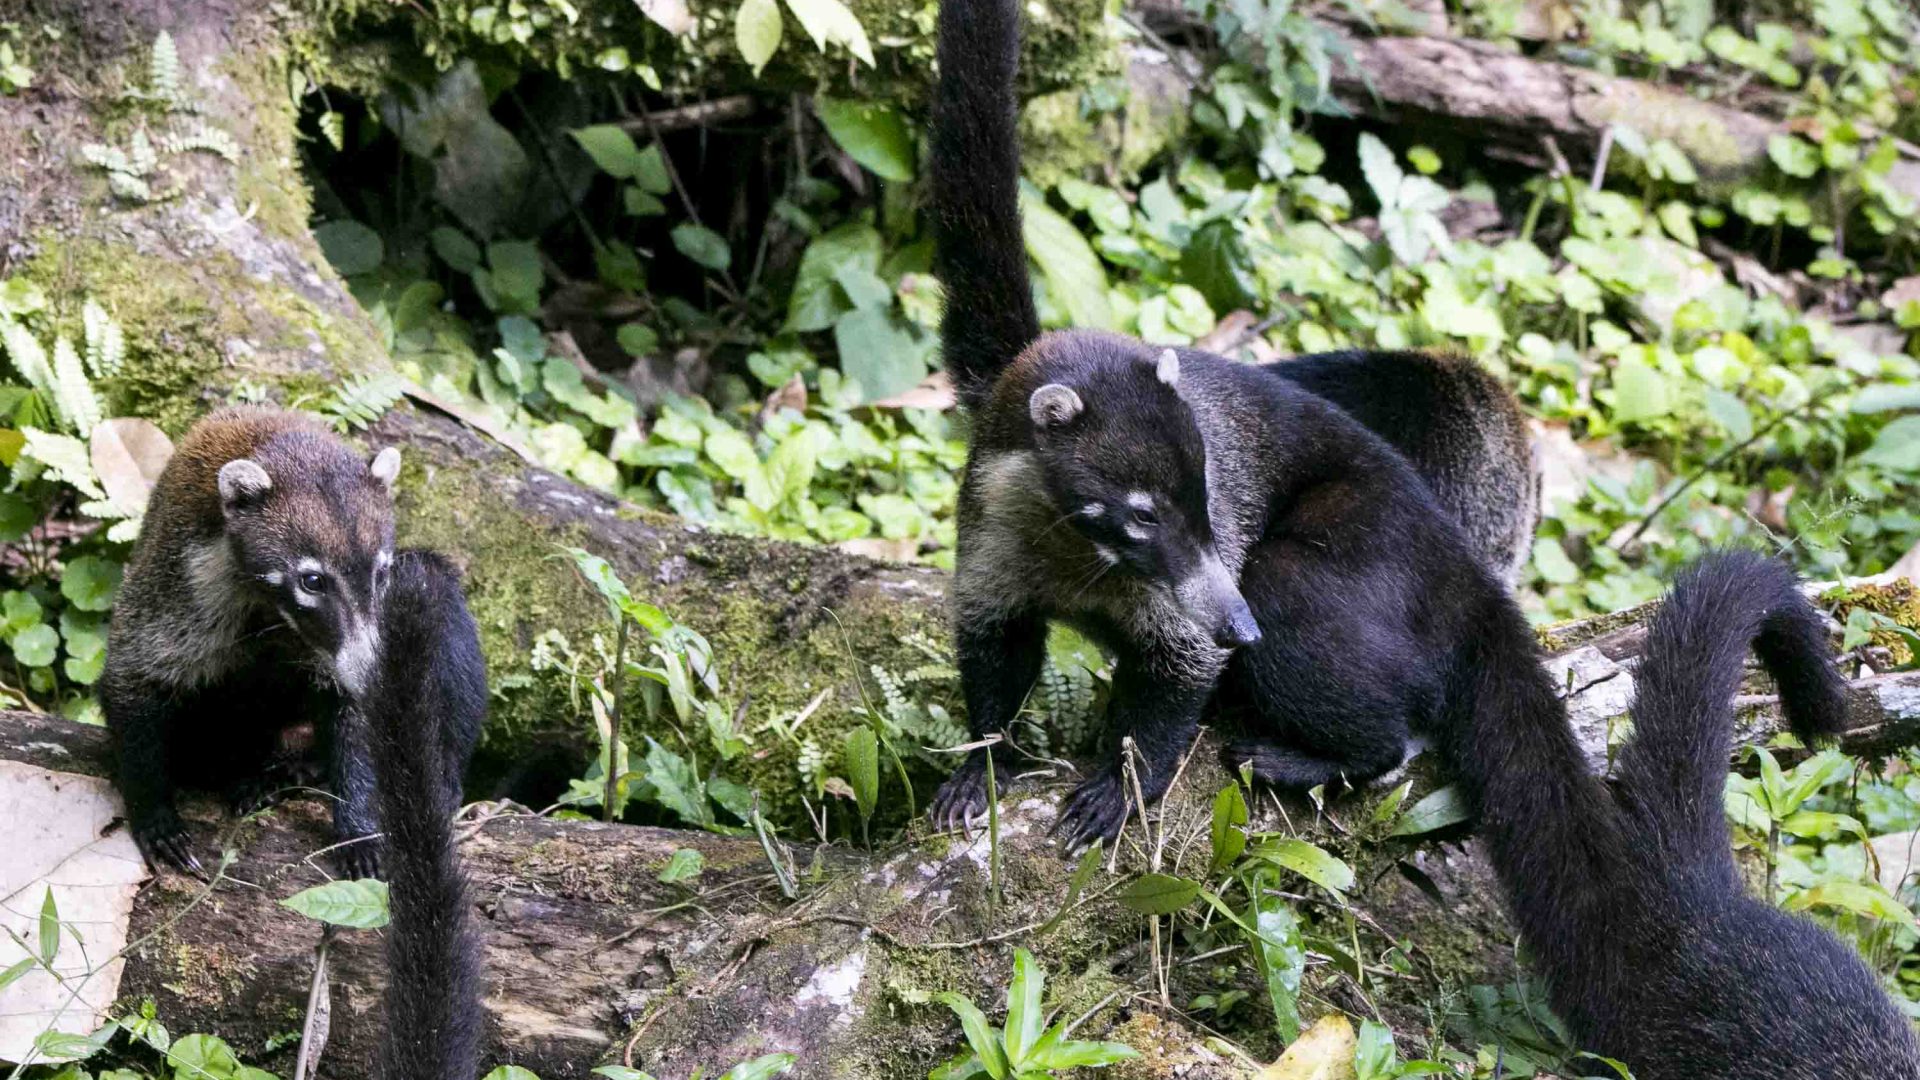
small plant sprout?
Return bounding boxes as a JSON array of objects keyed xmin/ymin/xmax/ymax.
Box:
[{"xmin": 930, "ymin": 949, "xmax": 1137, "ymax": 1079}]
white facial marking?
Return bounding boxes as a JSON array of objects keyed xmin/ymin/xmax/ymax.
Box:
[
  {"xmin": 1095, "ymin": 544, "xmax": 1119, "ymax": 567},
  {"xmin": 1155, "ymin": 349, "xmax": 1180, "ymax": 387},
  {"xmin": 334, "ymin": 617, "xmax": 381, "ymax": 697},
  {"xmin": 1123, "ymin": 524, "xmax": 1149, "ymax": 543},
  {"xmin": 1079, "ymin": 503, "xmax": 1103, "ymax": 518},
  {"xmin": 264, "ymin": 571, "xmax": 285, "ymax": 587},
  {"xmin": 292, "ymin": 558, "xmax": 325, "ymax": 608},
  {"xmin": 1126, "ymin": 491, "xmax": 1155, "ymax": 512}
]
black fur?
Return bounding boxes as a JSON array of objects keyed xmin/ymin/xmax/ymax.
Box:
[
  {"xmin": 1445, "ymin": 550, "xmax": 1919, "ymax": 1078},
  {"xmin": 364, "ymin": 549, "xmax": 487, "ymax": 1080},
  {"xmin": 931, "ymin": 0, "xmax": 1040, "ymax": 411}
]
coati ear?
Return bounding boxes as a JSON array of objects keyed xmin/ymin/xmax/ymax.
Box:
[
  {"xmin": 1029, "ymin": 384, "xmax": 1084, "ymax": 429},
  {"xmin": 368, "ymin": 446, "xmax": 402, "ymax": 495},
  {"xmin": 1153, "ymin": 349, "xmax": 1180, "ymax": 388},
  {"xmin": 217, "ymin": 459, "xmax": 273, "ymax": 510}
]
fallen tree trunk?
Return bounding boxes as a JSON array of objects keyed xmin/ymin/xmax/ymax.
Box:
[{"xmin": 6, "ymin": 596, "xmax": 1918, "ymax": 1078}]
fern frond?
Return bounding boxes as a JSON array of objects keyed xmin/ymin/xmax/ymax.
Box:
[
  {"xmin": 50, "ymin": 337, "xmax": 101, "ymax": 436},
  {"xmin": 160, "ymin": 123, "xmax": 239, "ymax": 162},
  {"xmin": 128, "ymin": 130, "xmax": 158, "ymax": 175},
  {"xmin": 82, "ymin": 301, "xmax": 125, "ymax": 378},
  {"xmin": 1, "ymin": 320, "xmax": 53, "ymax": 395},
  {"xmin": 323, "ymin": 372, "xmax": 408, "ymax": 431},
  {"xmin": 20, "ymin": 428, "xmax": 103, "ymax": 499},
  {"xmin": 148, "ymin": 31, "xmax": 185, "ymax": 108}
]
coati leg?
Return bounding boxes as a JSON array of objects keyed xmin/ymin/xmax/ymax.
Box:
[
  {"xmin": 1054, "ymin": 660, "xmax": 1213, "ymax": 849},
  {"xmin": 325, "ymin": 698, "xmax": 382, "ymax": 879},
  {"xmin": 928, "ymin": 611, "xmax": 1047, "ymax": 833},
  {"xmin": 1224, "ymin": 738, "xmax": 1406, "ymax": 792},
  {"xmin": 103, "ymin": 681, "xmax": 203, "ymax": 875}
]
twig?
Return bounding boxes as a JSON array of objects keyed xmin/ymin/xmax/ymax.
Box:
[
  {"xmin": 613, "ymin": 95, "xmax": 757, "ymax": 135},
  {"xmin": 1590, "ymin": 125, "xmax": 1614, "ymax": 191},
  {"xmin": 292, "ymin": 925, "xmax": 334, "ymax": 1080}
]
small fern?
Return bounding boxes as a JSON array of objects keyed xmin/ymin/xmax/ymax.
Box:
[
  {"xmin": 49, "ymin": 337, "xmax": 101, "ymax": 436},
  {"xmin": 82, "ymin": 301, "xmax": 125, "ymax": 378},
  {"xmin": 160, "ymin": 123, "xmax": 239, "ymax": 162},
  {"xmin": 324, "ymin": 372, "xmax": 408, "ymax": 431}
]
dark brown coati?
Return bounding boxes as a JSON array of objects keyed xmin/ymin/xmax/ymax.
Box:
[
  {"xmin": 364, "ymin": 549, "xmax": 487, "ymax": 1080},
  {"xmin": 102, "ymin": 404, "xmax": 423, "ymax": 876},
  {"xmin": 927, "ymin": 0, "xmax": 1537, "ymax": 844},
  {"xmin": 1445, "ymin": 550, "xmax": 1919, "ymax": 1078}
]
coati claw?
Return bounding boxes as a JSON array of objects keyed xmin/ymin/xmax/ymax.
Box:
[
  {"xmin": 1053, "ymin": 769, "xmax": 1130, "ymax": 850},
  {"xmin": 928, "ymin": 757, "xmax": 990, "ymax": 836},
  {"xmin": 334, "ymin": 837, "xmax": 382, "ymax": 880},
  {"xmin": 135, "ymin": 818, "xmax": 207, "ymax": 879}
]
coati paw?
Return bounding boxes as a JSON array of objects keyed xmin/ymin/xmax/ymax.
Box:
[
  {"xmin": 133, "ymin": 816, "xmax": 206, "ymax": 879},
  {"xmin": 1053, "ymin": 769, "xmax": 1131, "ymax": 851},
  {"xmin": 333, "ymin": 837, "xmax": 382, "ymax": 880},
  {"xmin": 226, "ymin": 778, "xmax": 290, "ymax": 817},
  {"xmin": 928, "ymin": 757, "xmax": 991, "ymax": 837}
]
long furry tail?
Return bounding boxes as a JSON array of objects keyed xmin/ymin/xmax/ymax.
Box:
[
  {"xmin": 1613, "ymin": 550, "xmax": 1847, "ymax": 872},
  {"xmin": 368, "ymin": 550, "xmax": 486, "ymax": 1080},
  {"xmin": 931, "ymin": 0, "xmax": 1040, "ymax": 410}
]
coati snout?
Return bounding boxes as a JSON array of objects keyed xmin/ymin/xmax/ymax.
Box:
[{"xmin": 216, "ymin": 441, "xmax": 402, "ymax": 695}]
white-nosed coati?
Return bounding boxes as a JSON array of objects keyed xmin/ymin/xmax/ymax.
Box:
[
  {"xmin": 1446, "ymin": 550, "xmax": 1919, "ymax": 1077},
  {"xmin": 101, "ymin": 405, "xmax": 470, "ymax": 877},
  {"xmin": 927, "ymin": 0, "xmax": 1537, "ymax": 845},
  {"xmin": 365, "ymin": 548, "xmax": 487, "ymax": 1080}
]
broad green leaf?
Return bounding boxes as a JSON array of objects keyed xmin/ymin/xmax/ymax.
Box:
[
  {"xmin": 1248, "ymin": 891, "xmax": 1305, "ymax": 1041},
  {"xmin": 1208, "ymin": 784, "xmax": 1248, "ymax": 876},
  {"xmin": 928, "ymin": 1053, "xmax": 989, "ymax": 1080},
  {"xmin": 783, "ymin": 0, "xmax": 874, "ymax": 65},
  {"xmin": 645, "ymin": 738, "xmax": 716, "ymax": 829},
  {"xmin": 785, "ymin": 223, "xmax": 882, "ymax": 332},
  {"xmin": 657, "ymin": 847, "xmax": 706, "ymax": 884},
  {"xmin": 1862, "ymin": 415, "xmax": 1920, "ymax": 472},
  {"xmin": 617, "ymin": 323, "xmax": 660, "ymax": 358},
  {"xmin": 61, "ymin": 555, "xmax": 121, "ymax": 612},
  {"xmin": 594, "ymin": 1068, "xmax": 660, "ymax": 1080},
  {"xmin": 482, "ymin": 1069, "xmax": 544, "ymax": 1080},
  {"xmin": 430, "ymin": 226, "xmax": 481, "ymax": 272},
  {"xmin": 12, "ymin": 623, "xmax": 57, "ymax": 667},
  {"xmin": 704, "ymin": 426, "xmax": 763, "ymax": 484},
  {"xmin": 1003, "ymin": 948, "xmax": 1044, "ymax": 1066},
  {"xmin": 1767, "ymin": 134, "xmax": 1821, "ymax": 178},
  {"xmin": 1532, "ymin": 538, "xmax": 1580, "ymax": 585},
  {"xmin": 844, "ymin": 726, "xmax": 879, "ymax": 825},
  {"xmin": 672, "ymin": 224, "xmax": 732, "ymax": 272},
  {"xmin": 735, "ymin": 0, "xmax": 784, "ymax": 75},
  {"xmin": 279, "ymin": 878, "xmax": 391, "ymax": 929},
  {"xmin": 561, "ymin": 546, "xmax": 635, "ymax": 620},
  {"xmin": 314, "ymin": 220, "xmax": 383, "ymax": 277},
  {"xmin": 833, "ymin": 307, "xmax": 928, "ymax": 403},
  {"xmin": 1021, "ymin": 192, "xmax": 1114, "ymax": 331},
  {"xmin": 167, "ymin": 1034, "xmax": 241, "ymax": 1078},
  {"xmin": 1371, "ymin": 780, "xmax": 1413, "ymax": 826},
  {"xmin": 1784, "ymin": 882, "xmax": 1919, "ymax": 929},
  {"xmin": 1116, "ymin": 872, "xmax": 1200, "ymax": 915},
  {"xmin": 1039, "ymin": 840, "xmax": 1103, "ymax": 936},
  {"xmin": 1249, "ymin": 838, "xmax": 1354, "ymax": 895},
  {"xmin": 1357, "ymin": 132, "xmax": 1403, "ymax": 207},
  {"xmin": 816, "ymin": 98, "xmax": 914, "ymax": 182},
  {"xmin": 1610, "ymin": 358, "xmax": 1671, "ymax": 424},
  {"xmin": 570, "ymin": 125, "xmax": 647, "ymax": 178},
  {"xmin": 1389, "ymin": 786, "xmax": 1471, "ymax": 837},
  {"xmin": 717, "ymin": 1052, "xmax": 797, "ymax": 1080},
  {"xmin": 0, "ymin": 956, "xmax": 35, "ymax": 992},
  {"xmin": 1023, "ymin": 1037, "xmax": 1138, "ymax": 1070},
  {"xmin": 935, "ymin": 992, "xmax": 1010, "ymax": 1078},
  {"xmin": 1354, "ymin": 1019, "xmax": 1397, "ymax": 1080},
  {"xmin": 1703, "ymin": 388, "xmax": 1754, "ymax": 442}
]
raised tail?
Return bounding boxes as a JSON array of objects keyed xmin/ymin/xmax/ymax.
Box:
[
  {"xmin": 931, "ymin": 0, "xmax": 1040, "ymax": 410},
  {"xmin": 367, "ymin": 550, "xmax": 487, "ymax": 1080},
  {"xmin": 1613, "ymin": 551, "xmax": 1847, "ymax": 872}
]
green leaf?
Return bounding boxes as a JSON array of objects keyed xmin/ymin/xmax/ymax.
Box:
[
  {"xmin": 735, "ymin": 0, "xmax": 784, "ymax": 75},
  {"xmin": 703, "ymin": 425, "xmax": 762, "ymax": 484},
  {"xmin": 1784, "ymin": 881, "xmax": 1919, "ymax": 929},
  {"xmin": 60, "ymin": 555, "xmax": 121, "ymax": 612},
  {"xmin": 617, "ymin": 323, "xmax": 660, "ymax": 358},
  {"xmin": 844, "ymin": 726, "xmax": 879, "ymax": 825},
  {"xmin": 561, "ymin": 545, "xmax": 635, "ymax": 620},
  {"xmin": 1389, "ymin": 786, "xmax": 1471, "ymax": 837},
  {"xmin": 833, "ymin": 263, "xmax": 892, "ymax": 311},
  {"xmin": 430, "ymin": 226, "xmax": 482, "ymax": 273},
  {"xmin": 785, "ymin": 223, "xmax": 882, "ymax": 332},
  {"xmin": 658, "ymin": 847, "xmax": 706, "ymax": 884},
  {"xmin": 1767, "ymin": 134, "xmax": 1821, "ymax": 178},
  {"xmin": 782, "ymin": 0, "xmax": 874, "ymax": 65},
  {"xmin": 593, "ymin": 1068, "xmax": 660, "ymax": 1080},
  {"xmin": 672, "ymin": 224, "xmax": 732, "ymax": 272},
  {"xmin": 13, "ymin": 623, "xmax": 57, "ymax": 667},
  {"xmin": 1023, "ymin": 1037, "xmax": 1139, "ymax": 1070},
  {"xmin": 482, "ymin": 1069, "xmax": 544, "ymax": 1080},
  {"xmin": 1116, "ymin": 872, "xmax": 1200, "ymax": 915},
  {"xmin": 1610, "ymin": 358, "xmax": 1672, "ymax": 424},
  {"xmin": 1208, "ymin": 784, "xmax": 1248, "ymax": 876},
  {"xmin": 1531, "ymin": 537, "xmax": 1580, "ymax": 585},
  {"xmin": 1354, "ymin": 1020, "xmax": 1398, "ymax": 1080},
  {"xmin": 38, "ymin": 887, "xmax": 59, "ymax": 963},
  {"xmin": 1021, "ymin": 192, "xmax": 1114, "ymax": 331},
  {"xmin": 717, "ymin": 1054, "xmax": 797, "ymax": 1080},
  {"xmin": 1038, "ymin": 840, "xmax": 1103, "ymax": 936},
  {"xmin": 1862, "ymin": 415, "xmax": 1920, "ymax": 471},
  {"xmin": 632, "ymin": 144, "xmax": 672, "ymax": 196},
  {"xmin": 167, "ymin": 1034, "xmax": 242, "ymax": 1079},
  {"xmin": 314, "ymin": 220, "xmax": 383, "ymax": 277},
  {"xmin": 0, "ymin": 956, "xmax": 34, "ymax": 992},
  {"xmin": 1003, "ymin": 948, "xmax": 1044, "ymax": 1066},
  {"xmin": 1248, "ymin": 890, "xmax": 1305, "ymax": 1042},
  {"xmin": 816, "ymin": 98, "xmax": 914, "ymax": 182},
  {"xmin": 940, "ymin": 996, "xmax": 1011, "ymax": 1079},
  {"xmin": 279, "ymin": 878, "xmax": 391, "ymax": 929},
  {"xmin": 644, "ymin": 737, "xmax": 716, "ymax": 828},
  {"xmin": 1247, "ymin": 838, "xmax": 1354, "ymax": 895},
  {"xmin": 833, "ymin": 308, "xmax": 928, "ymax": 403},
  {"xmin": 570, "ymin": 124, "xmax": 648, "ymax": 178},
  {"xmin": 1703, "ymin": 388, "xmax": 1754, "ymax": 442}
]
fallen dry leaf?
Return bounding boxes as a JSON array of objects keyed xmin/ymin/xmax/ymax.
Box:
[
  {"xmin": 0, "ymin": 760, "xmax": 148, "ymax": 1062},
  {"xmin": 1253, "ymin": 1015, "xmax": 1358, "ymax": 1080},
  {"xmin": 836, "ymin": 538, "xmax": 920, "ymax": 563},
  {"xmin": 634, "ymin": 0, "xmax": 693, "ymax": 34},
  {"xmin": 1884, "ymin": 275, "xmax": 1920, "ymax": 309},
  {"xmin": 88, "ymin": 417, "xmax": 173, "ymax": 513},
  {"xmin": 867, "ymin": 370, "xmax": 957, "ymax": 412}
]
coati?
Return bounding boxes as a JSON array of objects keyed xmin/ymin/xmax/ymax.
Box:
[
  {"xmin": 102, "ymin": 404, "xmax": 413, "ymax": 877},
  {"xmin": 364, "ymin": 549, "xmax": 487, "ymax": 1080},
  {"xmin": 927, "ymin": 0, "xmax": 1537, "ymax": 843},
  {"xmin": 1445, "ymin": 550, "xmax": 1919, "ymax": 1078}
]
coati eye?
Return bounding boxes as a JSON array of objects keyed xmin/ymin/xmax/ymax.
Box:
[
  {"xmin": 297, "ymin": 572, "xmax": 330, "ymax": 595},
  {"xmin": 1131, "ymin": 507, "xmax": 1159, "ymax": 527}
]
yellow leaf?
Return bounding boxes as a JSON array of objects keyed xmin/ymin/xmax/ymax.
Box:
[{"xmin": 1254, "ymin": 1015, "xmax": 1357, "ymax": 1080}]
